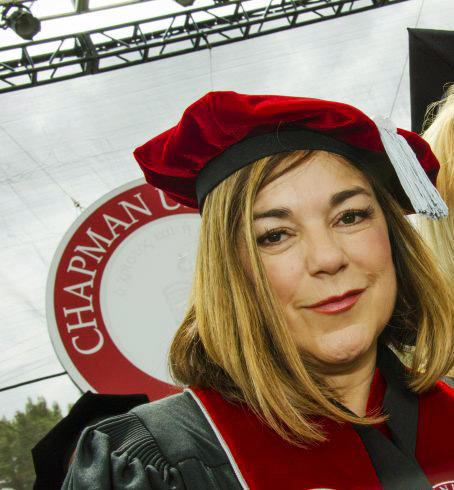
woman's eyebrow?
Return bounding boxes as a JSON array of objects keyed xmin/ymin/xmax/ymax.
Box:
[
  {"xmin": 253, "ymin": 207, "xmax": 292, "ymax": 221},
  {"xmin": 253, "ymin": 187, "xmax": 371, "ymax": 221},
  {"xmin": 330, "ymin": 186, "xmax": 372, "ymax": 207}
]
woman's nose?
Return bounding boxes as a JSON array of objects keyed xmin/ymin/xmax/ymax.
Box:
[{"xmin": 304, "ymin": 228, "xmax": 348, "ymax": 277}]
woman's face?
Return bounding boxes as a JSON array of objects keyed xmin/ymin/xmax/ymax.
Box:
[{"xmin": 249, "ymin": 151, "xmax": 397, "ymax": 370}]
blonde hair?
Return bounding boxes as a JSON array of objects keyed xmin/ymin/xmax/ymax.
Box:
[
  {"xmin": 414, "ymin": 85, "xmax": 454, "ymax": 288},
  {"xmin": 169, "ymin": 150, "xmax": 454, "ymax": 445}
]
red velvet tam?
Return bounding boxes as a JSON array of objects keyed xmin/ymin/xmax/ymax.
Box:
[{"xmin": 133, "ymin": 91, "xmax": 441, "ymax": 212}]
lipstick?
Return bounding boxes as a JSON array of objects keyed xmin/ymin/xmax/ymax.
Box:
[{"xmin": 304, "ymin": 289, "xmax": 364, "ymax": 315}]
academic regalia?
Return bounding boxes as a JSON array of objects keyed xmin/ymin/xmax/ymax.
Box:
[{"xmin": 61, "ymin": 348, "xmax": 454, "ymax": 489}]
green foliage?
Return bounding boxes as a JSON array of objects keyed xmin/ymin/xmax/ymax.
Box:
[{"xmin": 0, "ymin": 397, "xmax": 63, "ymax": 490}]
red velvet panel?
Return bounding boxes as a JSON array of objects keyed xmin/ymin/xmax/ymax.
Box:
[{"xmin": 192, "ymin": 372, "xmax": 454, "ymax": 489}]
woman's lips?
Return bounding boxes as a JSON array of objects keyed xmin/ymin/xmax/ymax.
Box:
[{"xmin": 304, "ymin": 289, "xmax": 365, "ymax": 315}]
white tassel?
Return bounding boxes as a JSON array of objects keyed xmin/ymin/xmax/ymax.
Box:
[{"xmin": 373, "ymin": 116, "xmax": 448, "ymax": 220}]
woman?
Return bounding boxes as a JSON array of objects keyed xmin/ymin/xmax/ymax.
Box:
[
  {"xmin": 414, "ymin": 85, "xmax": 454, "ymax": 289},
  {"xmin": 62, "ymin": 92, "xmax": 454, "ymax": 489}
]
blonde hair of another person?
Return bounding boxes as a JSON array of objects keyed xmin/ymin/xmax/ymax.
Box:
[
  {"xmin": 415, "ymin": 85, "xmax": 454, "ymax": 288},
  {"xmin": 169, "ymin": 150, "xmax": 454, "ymax": 447}
]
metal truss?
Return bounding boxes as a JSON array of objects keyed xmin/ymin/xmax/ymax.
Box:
[{"xmin": 0, "ymin": 0, "xmax": 409, "ymax": 93}]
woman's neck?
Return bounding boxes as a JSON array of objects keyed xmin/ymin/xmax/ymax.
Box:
[{"xmin": 323, "ymin": 345, "xmax": 378, "ymax": 417}]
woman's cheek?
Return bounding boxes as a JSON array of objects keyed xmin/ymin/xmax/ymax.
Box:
[
  {"xmin": 350, "ymin": 226, "xmax": 393, "ymax": 272},
  {"xmin": 262, "ymin": 251, "xmax": 303, "ymax": 306}
]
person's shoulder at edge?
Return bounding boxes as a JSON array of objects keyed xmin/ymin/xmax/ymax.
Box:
[{"xmin": 61, "ymin": 390, "xmax": 242, "ymax": 490}]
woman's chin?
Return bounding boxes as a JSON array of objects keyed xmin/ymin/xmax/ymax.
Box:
[
  {"xmin": 318, "ymin": 347, "xmax": 366, "ymax": 366},
  {"xmin": 305, "ymin": 333, "xmax": 377, "ymax": 370}
]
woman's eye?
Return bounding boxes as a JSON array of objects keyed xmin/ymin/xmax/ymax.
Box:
[
  {"xmin": 257, "ymin": 230, "xmax": 287, "ymax": 246},
  {"xmin": 337, "ymin": 207, "xmax": 373, "ymax": 226},
  {"xmin": 340, "ymin": 212, "xmax": 359, "ymax": 225}
]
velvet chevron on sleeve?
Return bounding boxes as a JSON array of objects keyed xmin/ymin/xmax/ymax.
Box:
[{"xmin": 61, "ymin": 392, "xmax": 242, "ymax": 490}]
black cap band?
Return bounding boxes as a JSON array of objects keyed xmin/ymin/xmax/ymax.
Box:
[{"xmin": 196, "ymin": 128, "xmax": 382, "ymax": 211}]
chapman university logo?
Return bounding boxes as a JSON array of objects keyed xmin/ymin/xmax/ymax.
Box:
[
  {"xmin": 46, "ymin": 179, "xmax": 200, "ymax": 400},
  {"xmin": 433, "ymin": 482, "xmax": 454, "ymax": 490}
]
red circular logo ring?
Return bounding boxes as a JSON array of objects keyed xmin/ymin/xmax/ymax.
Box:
[{"xmin": 46, "ymin": 179, "xmax": 199, "ymax": 401}]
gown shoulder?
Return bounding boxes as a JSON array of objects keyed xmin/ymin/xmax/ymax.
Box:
[{"xmin": 62, "ymin": 391, "xmax": 242, "ymax": 490}]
